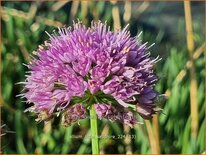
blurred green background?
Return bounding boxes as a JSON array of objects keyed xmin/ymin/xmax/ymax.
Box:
[{"xmin": 1, "ymin": 1, "xmax": 205, "ymax": 154}]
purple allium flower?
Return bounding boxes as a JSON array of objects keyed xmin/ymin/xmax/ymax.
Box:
[{"xmin": 22, "ymin": 21, "xmax": 162, "ymax": 127}]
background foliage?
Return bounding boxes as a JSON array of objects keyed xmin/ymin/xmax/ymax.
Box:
[{"xmin": 1, "ymin": 1, "xmax": 205, "ymax": 154}]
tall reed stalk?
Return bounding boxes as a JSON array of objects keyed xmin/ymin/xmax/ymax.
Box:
[
  {"xmin": 111, "ymin": 1, "xmax": 121, "ymax": 30},
  {"xmin": 152, "ymin": 115, "xmax": 160, "ymax": 154},
  {"xmin": 184, "ymin": 0, "xmax": 199, "ymax": 140},
  {"xmin": 124, "ymin": 125, "xmax": 132, "ymax": 154},
  {"xmin": 123, "ymin": 1, "xmax": 131, "ymax": 23},
  {"xmin": 81, "ymin": 1, "xmax": 88, "ymax": 25},
  {"xmin": 145, "ymin": 120, "xmax": 159, "ymax": 154}
]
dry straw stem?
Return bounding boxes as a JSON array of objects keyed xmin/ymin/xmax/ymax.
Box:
[
  {"xmin": 28, "ymin": 3, "xmax": 37, "ymax": 19},
  {"xmin": 69, "ymin": 1, "xmax": 80, "ymax": 24},
  {"xmin": 41, "ymin": 121, "xmax": 52, "ymax": 146},
  {"xmin": 165, "ymin": 43, "xmax": 205, "ymax": 97},
  {"xmin": 123, "ymin": 1, "xmax": 132, "ymax": 23},
  {"xmin": 99, "ymin": 125, "xmax": 109, "ymax": 154},
  {"xmin": 0, "ymin": 7, "xmax": 63, "ymax": 27},
  {"xmin": 123, "ymin": 125, "xmax": 132, "ymax": 154},
  {"xmin": 81, "ymin": 1, "xmax": 88, "ymax": 25},
  {"xmin": 145, "ymin": 120, "xmax": 159, "ymax": 154},
  {"xmin": 135, "ymin": 2, "xmax": 150, "ymax": 19},
  {"xmin": 152, "ymin": 115, "xmax": 160, "ymax": 154},
  {"xmin": 111, "ymin": 1, "xmax": 121, "ymax": 31},
  {"xmin": 51, "ymin": 1, "xmax": 70, "ymax": 12},
  {"xmin": 89, "ymin": 1, "xmax": 99, "ymax": 22},
  {"xmin": 184, "ymin": 0, "xmax": 199, "ymax": 140}
]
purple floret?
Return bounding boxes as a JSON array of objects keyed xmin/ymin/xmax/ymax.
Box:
[{"xmin": 62, "ymin": 104, "xmax": 87, "ymax": 126}]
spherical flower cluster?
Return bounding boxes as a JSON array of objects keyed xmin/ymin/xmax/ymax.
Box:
[{"xmin": 22, "ymin": 21, "xmax": 161, "ymax": 127}]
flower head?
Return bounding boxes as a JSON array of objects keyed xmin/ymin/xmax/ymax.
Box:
[{"xmin": 22, "ymin": 21, "xmax": 163, "ymax": 127}]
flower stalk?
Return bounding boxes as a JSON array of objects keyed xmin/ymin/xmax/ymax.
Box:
[{"xmin": 90, "ymin": 104, "xmax": 99, "ymax": 154}]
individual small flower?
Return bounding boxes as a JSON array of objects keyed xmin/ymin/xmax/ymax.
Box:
[
  {"xmin": 136, "ymin": 87, "xmax": 158, "ymax": 119},
  {"xmin": 94, "ymin": 103, "xmax": 119, "ymax": 121},
  {"xmin": 94, "ymin": 103, "xmax": 137, "ymax": 127},
  {"xmin": 89, "ymin": 64, "xmax": 110, "ymax": 93},
  {"xmin": 121, "ymin": 111, "xmax": 136, "ymax": 128},
  {"xmin": 22, "ymin": 21, "xmax": 163, "ymax": 127},
  {"xmin": 62, "ymin": 104, "xmax": 87, "ymax": 126}
]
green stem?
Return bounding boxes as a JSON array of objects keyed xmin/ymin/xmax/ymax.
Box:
[{"xmin": 90, "ymin": 104, "xmax": 99, "ymax": 154}]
